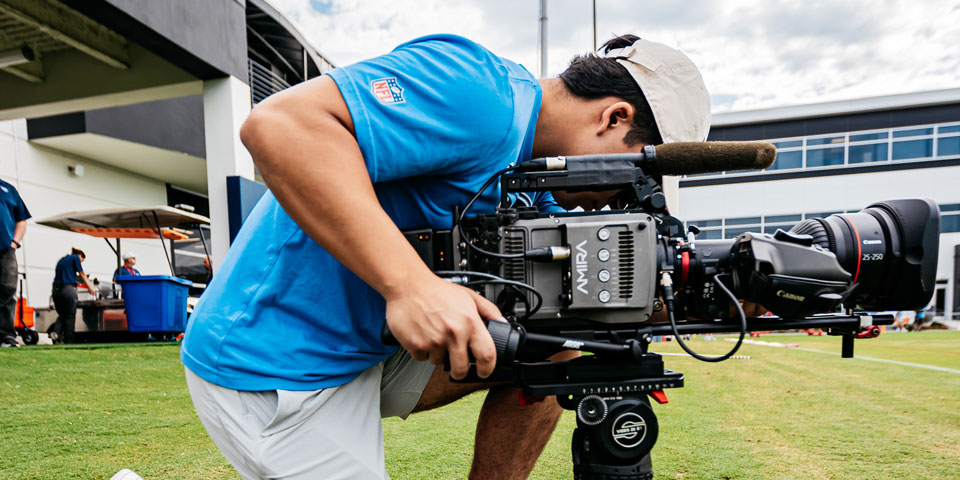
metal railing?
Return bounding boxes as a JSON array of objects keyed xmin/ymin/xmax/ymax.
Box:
[{"xmin": 248, "ymin": 58, "xmax": 291, "ymax": 105}]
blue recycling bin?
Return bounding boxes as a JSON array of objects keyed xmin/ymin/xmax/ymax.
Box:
[{"xmin": 116, "ymin": 275, "xmax": 193, "ymax": 332}]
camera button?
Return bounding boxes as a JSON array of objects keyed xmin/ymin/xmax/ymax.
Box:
[
  {"xmin": 598, "ymin": 290, "xmax": 611, "ymax": 303},
  {"xmin": 598, "ymin": 269, "xmax": 611, "ymax": 282},
  {"xmin": 598, "ymin": 249, "xmax": 611, "ymax": 262},
  {"xmin": 597, "ymin": 228, "xmax": 611, "ymax": 241}
]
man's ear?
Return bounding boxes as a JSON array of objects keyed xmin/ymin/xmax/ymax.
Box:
[{"xmin": 596, "ymin": 101, "xmax": 636, "ymax": 135}]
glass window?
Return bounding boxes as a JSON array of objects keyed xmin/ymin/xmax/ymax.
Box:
[
  {"xmin": 893, "ymin": 128, "xmax": 933, "ymax": 138},
  {"xmin": 939, "ymin": 125, "xmax": 960, "ymax": 134},
  {"xmin": 173, "ymin": 226, "xmax": 212, "ymax": 286},
  {"xmin": 769, "ymin": 150, "xmax": 802, "ymax": 170},
  {"xmin": 806, "ymin": 211, "xmax": 842, "ymax": 219},
  {"xmin": 765, "ymin": 214, "xmax": 802, "ymax": 223},
  {"xmin": 697, "ymin": 229, "xmax": 722, "ymax": 240},
  {"xmin": 938, "ymin": 137, "xmax": 960, "ymax": 156},
  {"xmin": 939, "ymin": 204, "xmax": 960, "ymax": 212},
  {"xmin": 763, "ymin": 225, "xmax": 796, "ymax": 234},
  {"xmin": 726, "ymin": 217, "xmax": 761, "ymax": 226},
  {"xmin": 691, "ymin": 219, "xmax": 721, "ymax": 227},
  {"xmin": 941, "ymin": 215, "xmax": 960, "ymax": 233},
  {"xmin": 849, "ymin": 143, "xmax": 888, "ymax": 163},
  {"xmin": 849, "ymin": 132, "xmax": 888, "ymax": 142},
  {"xmin": 724, "ymin": 227, "xmax": 755, "ymax": 239},
  {"xmin": 774, "ymin": 140, "xmax": 802, "ymax": 148},
  {"xmin": 892, "ymin": 139, "xmax": 932, "ymax": 160},
  {"xmin": 807, "ymin": 136, "xmax": 844, "ymax": 145},
  {"xmin": 806, "ymin": 147, "xmax": 844, "ymax": 167}
]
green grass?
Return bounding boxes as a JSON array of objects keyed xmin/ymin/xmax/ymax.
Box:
[{"xmin": 1, "ymin": 331, "xmax": 958, "ymax": 479}]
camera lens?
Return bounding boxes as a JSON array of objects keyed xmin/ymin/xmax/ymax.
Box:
[{"xmin": 789, "ymin": 199, "xmax": 939, "ymax": 310}]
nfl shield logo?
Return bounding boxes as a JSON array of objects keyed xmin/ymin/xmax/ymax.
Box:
[{"xmin": 371, "ymin": 77, "xmax": 405, "ymax": 104}]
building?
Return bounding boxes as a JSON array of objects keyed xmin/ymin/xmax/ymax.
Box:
[
  {"xmin": 0, "ymin": 0, "xmax": 332, "ymax": 309},
  {"xmin": 680, "ymin": 88, "xmax": 960, "ymax": 327}
]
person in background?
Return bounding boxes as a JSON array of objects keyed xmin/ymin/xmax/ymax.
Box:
[
  {"xmin": 0, "ymin": 178, "xmax": 29, "ymax": 348},
  {"xmin": 49, "ymin": 248, "xmax": 96, "ymax": 344},
  {"xmin": 113, "ymin": 252, "xmax": 141, "ymax": 281}
]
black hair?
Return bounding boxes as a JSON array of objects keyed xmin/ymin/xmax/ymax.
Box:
[
  {"xmin": 71, "ymin": 247, "xmax": 86, "ymax": 260},
  {"xmin": 558, "ymin": 34, "xmax": 662, "ymax": 147}
]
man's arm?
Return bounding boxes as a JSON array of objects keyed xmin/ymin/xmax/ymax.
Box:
[
  {"xmin": 78, "ymin": 271, "xmax": 96, "ymax": 295},
  {"xmin": 10, "ymin": 220, "xmax": 25, "ymax": 249},
  {"xmin": 239, "ymin": 76, "xmax": 497, "ymax": 379}
]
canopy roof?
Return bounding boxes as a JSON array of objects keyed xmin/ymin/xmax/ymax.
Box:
[{"xmin": 36, "ymin": 206, "xmax": 209, "ymax": 239}]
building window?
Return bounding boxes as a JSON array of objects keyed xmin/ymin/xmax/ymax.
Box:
[
  {"xmin": 892, "ymin": 127, "xmax": 933, "ymax": 138},
  {"xmin": 724, "ymin": 216, "xmax": 761, "ymax": 239},
  {"xmin": 892, "ymin": 139, "xmax": 933, "ymax": 160},
  {"xmin": 805, "ymin": 211, "xmax": 843, "ymax": 219},
  {"xmin": 689, "ymin": 121, "xmax": 960, "ymax": 179},
  {"xmin": 849, "ymin": 143, "xmax": 888, "ymax": 163},
  {"xmin": 689, "ymin": 218, "xmax": 721, "ymax": 240},
  {"xmin": 770, "ymin": 150, "xmax": 802, "ymax": 170},
  {"xmin": 807, "ymin": 135, "xmax": 844, "ymax": 145},
  {"xmin": 806, "ymin": 147, "xmax": 844, "ymax": 167},
  {"xmin": 939, "ymin": 136, "xmax": 960, "ymax": 156},
  {"xmin": 763, "ymin": 214, "xmax": 802, "ymax": 233},
  {"xmin": 850, "ymin": 132, "xmax": 888, "ymax": 142},
  {"xmin": 940, "ymin": 204, "xmax": 960, "ymax": 233}
]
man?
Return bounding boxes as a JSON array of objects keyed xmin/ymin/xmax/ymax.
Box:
[
  {"xmin": 50, "ymin": 248, "xmax": 97, "ymax": 344},
  {"xmin": 113, "ymin": 252, "xmax": 141, "ymax": 281},
  {"xmin": 0, "ymin": 178, "xmax": 29, "ymax": 348},
  {"xmin": 182, "ymin": 34, "xmax": 710, "ymax": 479}
]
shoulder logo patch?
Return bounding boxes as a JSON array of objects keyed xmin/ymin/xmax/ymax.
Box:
[{"xmin": 371, "ymin": 77, "xmax": 405, "ymax": 104}]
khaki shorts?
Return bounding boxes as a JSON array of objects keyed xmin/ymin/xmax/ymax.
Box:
[{"xmin": 185, "ymin": 350, "xmax": 435, "ymax": 480}]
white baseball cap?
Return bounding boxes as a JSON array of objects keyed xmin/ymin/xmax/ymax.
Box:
[
  {"xmin": 602, "ymin": 39, "xmax": 711, "ymax": 144},
  {"xmin": 121, "ymin": 251, "xmax": 136, "ymax": 261}
]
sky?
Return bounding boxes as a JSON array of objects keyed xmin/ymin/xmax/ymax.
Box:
[{"xmin": 269, "ymin": 0, "xmax": 960, "ymax": 113}]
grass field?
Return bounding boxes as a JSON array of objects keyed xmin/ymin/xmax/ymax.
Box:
[{"xmin": 0, "ymin": 331, "xmax": 957, "ymax": 479}]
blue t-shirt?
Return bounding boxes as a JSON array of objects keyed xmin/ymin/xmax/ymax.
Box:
[
  {"xmin": 113, "ymin": 266, "xmax": 140, "ymax": 280},
  {"xmin": 54, "ymin": 254, "xmax": 83, "ymax": 286},
  {"xmin": 181, "ymin": 35, "xmax": 559, "ymax": 392},
  {"xmin": 0, "ymin": 179, "xmax": 30, "ymax": 252}
]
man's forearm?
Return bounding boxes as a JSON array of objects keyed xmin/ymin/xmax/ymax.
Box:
[{"xmin": 13, "ymin": 220, "xmax": 26, "ymax": 243}]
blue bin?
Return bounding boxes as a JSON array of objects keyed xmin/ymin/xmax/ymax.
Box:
[{"xmin": 116, "ymin": 275, "xmax": 193, "ymax": 332}]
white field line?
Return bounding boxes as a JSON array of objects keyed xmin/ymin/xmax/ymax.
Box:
[
  {"xmin": 793, "ymin": 347, "xmax": 960, "ymax": 375},
  {"xmin": 721, "ymin": 338, "xmax": 960, "ymax": 375}
]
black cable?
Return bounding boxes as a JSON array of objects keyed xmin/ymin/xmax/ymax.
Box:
[
  {"xmin": 457, "ymin": 166, "xmax": 524, "ymax": 260},
  {"xmin": 435, "ymin": 270, "xmax": 543, "ymax": 320},
  {"xmin": 464, "ymin": 279, "xmax": 544, "ymax": 319},
  {"xmin": 663, "ymin": 274, "xmax": 746, "ymax": 362}
]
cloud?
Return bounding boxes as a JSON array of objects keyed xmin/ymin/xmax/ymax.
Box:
[{"xmin": 269, "ymin": 0, "xmax": 960, "ymax": 112}]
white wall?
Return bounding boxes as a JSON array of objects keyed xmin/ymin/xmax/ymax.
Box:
[{"xmin": 1, "ymin": 119, "xmax": 174, "ymax": 308}]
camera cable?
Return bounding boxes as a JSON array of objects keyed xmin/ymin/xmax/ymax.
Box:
[
  {"xmin": 435, "ymin": 270, "xmax": 544, "ymax": 319},
  {"xmin": 458, "ymin": 166, "xmax": 524, "ymax": 260},
  {"xmin": 661, "ymin": 273, "xmax": 746, "ymax": 362}
]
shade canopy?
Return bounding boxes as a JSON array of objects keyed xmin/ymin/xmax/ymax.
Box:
[{"xmin": 36, "ymin": 206, "xmax": 209, "ymax": 240}]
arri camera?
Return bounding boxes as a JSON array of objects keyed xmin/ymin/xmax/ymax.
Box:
[{"xmin": 388, "ymin": 141, "xmax": 941, "ymax": 480}]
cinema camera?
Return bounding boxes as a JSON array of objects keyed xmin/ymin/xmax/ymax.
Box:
[{"xmin": 388, "ymin": 141, "xmax": 941, "ymax": 480}]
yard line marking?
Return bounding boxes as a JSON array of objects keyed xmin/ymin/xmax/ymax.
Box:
[{"xmin": 793, "ymin": 347, "xmax": 960, "ymax": 375}]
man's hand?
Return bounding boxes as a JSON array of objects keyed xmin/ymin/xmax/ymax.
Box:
[{"xmin": 385, "ymin": 275, "xmax": 500, "ymax": 380}]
